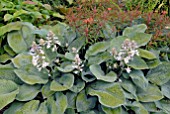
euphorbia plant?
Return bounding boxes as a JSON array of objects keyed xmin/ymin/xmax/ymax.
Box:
[{"xmin": 1, "ymin": 23, "xmax": 170, "ymax": 114}]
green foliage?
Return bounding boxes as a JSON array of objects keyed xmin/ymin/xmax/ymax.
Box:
[{"xmin": 0, "ymin": 23, "xmax": 170, "ymax": 114}]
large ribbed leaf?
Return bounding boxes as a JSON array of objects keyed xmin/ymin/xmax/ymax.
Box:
[
  {"xmin": 147, "ymin": 62, "xmax": 170, "ymax": 85},
  {"xmin": 7, "ymin": 31, "xmax": 27, "ymax": 53},
  {"xmin": 88, "ymin": 52, "xmax": 112, "ymax": 65},
  {"xmin": 129, "ymin": 70, "xmax": 148, "ymax": 89},
  {"xmin": 123, "ymin": 24, "xmax": 147, "ymax": 37},
  {"xmin": 69, "ymin": 78, "xmax": 85, "ymax": 93},
  {"xmin": 55, "ymin": 92, "xmax": 68, "ymax": 114},
  {"xmin": 102, "ymin": 106, "xmax": 122, "ymax": 114},
  {"xmin": 66, "ymin": 91, "xmax": 77, "ymax": 109},
  {"xmin": 88, "ymin": 82, "xmax": 125, "ymax": 108},
  {"xmin": 81, "ymin": 71, "xmax": 96, "ymax": 82},
  {"xmin": 155, "ymin": 99, "xmax": 170, "ymax": 113},
  {"xmin": 126, "ymin": 101, "xmax": 149, "ymax": 114},
  {"xmin": 137, "ymin": 84, "xmax": 163, "ymax": 102},
  {"xmin": 14, "ymin": 65, "xmax": 48, "ymax": 85},
  {"xmin": 68, "ymin": 36, "xmax": 85, "ymax": 52},
  {"xmin": 4, "ymin": 102, "xmax": 24, "ymax": 114},
  {"xmin": 41, "ymin": 82, "xmax": 55, "ymax": 98},
  {"xmin": 109, "ymin": 36, "xmax": 126, "ymax": 51},
  {"xmin": 138, "ymin": 49, "xmax": 157, "ymax": 60},
  {"xmin": 0, "ymin": 64, "xmax": 23, "ymax": 84},
  {"xmin": 129, "ymin": 33, "xmax": 152, "ymax": 47},
  {"xmin": 76, "ymin": 90, "xmax": 97, "ymax": 112},
  {"xmin": 0, "ymin": 22, "xmax": 23, "ymax": 36},
  {"xmin": 90, "ymin": 64, "xmax": 117, "ymax": 82},
  {"xmin": 16, "ymin": 84, "xmax": 41, "ymax": 101},
  {"xmin": 161, "ymin": 81, "xmax": 170, "ymax": 99},
  {"xmin": 127, "ymin": 56, "xmax": 148, "ymax": 69},
  {"xmin": 0, "ymin": 79, "xmax": 19, "ymax": 110},
  {"xmin": 0, "ymin": 54, "xmax": 11, "ymax": 63},
  {"xmin": 12, "ymin": 53, "xmax": 32, "ymax": 68},
  {"xmin": 102, "ymin": 22, "xmax": 116, "ymax": 39},
  {"xmin": 16, "ymin": 100, "xmax": 48, "ymax": 114},
  {"xmin": 65, "ymin": 109, "xmax": 76, "ymax": 114},
  {"xmin": 85, "ymin": 41, "xmax": 110, "ymax": 59},
  {"xmin": 21, "ymin": 25, "xmax": 35, "ymax": 46},
  {"xmin": 121, "ymin": 80, "xmax": 137, "ymax": 98},
  {"xmin": 50, "ymin": 74, "xmax": 74, "ymax": 91},
  {"xmin": 142, "ymin": 102, "xmax": 160, "ymax": 113}
]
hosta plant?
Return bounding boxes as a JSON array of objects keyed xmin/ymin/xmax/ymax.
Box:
[{"xmin": 1, "ymin": 23, "xmax": 170, "ymax": 114}]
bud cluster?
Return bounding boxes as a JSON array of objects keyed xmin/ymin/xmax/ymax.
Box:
[
  {"xmin": 29, "ymin": 42, "xmax": 49, "ymax": 71},
  {"xmin": 71, "ymin": 47, "xmax": 84, "ymax": 73},
  {"xmin": 111, "ymin": 39, "xmax": 139, "ymax": 73}
]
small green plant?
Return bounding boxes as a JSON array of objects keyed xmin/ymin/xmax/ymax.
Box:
[{"xmin": 0, "ymin": 23, "xmax": 170, "ymax": 114}]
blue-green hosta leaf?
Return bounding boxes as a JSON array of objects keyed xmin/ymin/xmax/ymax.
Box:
[
  {"xmin": 64, "ymin": 27, "xmax": 76, "ymax": 45},
  {"xmin": 12, "ymin": 53, "xmax": 32, "ymax": 68},
  {"xmin": 4, "ymin": 102, "xmax": 24, "ymax": 114},
  {"xmin": 7, "ymin": 31, "xmax": 27, "ymax": 53},
  {"xmin": 147, "ymin": 62, "xmax": 170, "ymax": 85},
  {"xmin": 145, "ymin": 59, "xmax": 160, "ymax": 69},
  {"xmin": 121, "ymin": 80, "xmax": 137, "ymax": 98},
  {"xmin": 0, "ymin": 22, "xmax": 23, "ymax": 36},
  {"xmin": 0, "ymin": 79, "xmax": 19, "ymax": 110},
  {"xmin": 55, "ymin": 92, "xmax": 68, "ymax": 114},
  {"xmin": 65, "ymin": 52, "xmax": 75, "ymax": 61},
  {"xmin": 76, "ymin": 90, "xmax": 97, "ymax": 112},
  {"xmin": 142, "ymin": 102, "xmax": 160, "ymax": 113},
  {"xmin": 85, "ymin": 41, "xmax": 110, "ymax": 59},
  {"xmin": 88, "ymin": 82, "xmax": 125, "ymax": 108},
  {"xmin": 46, "ymin": 97, "xmax": 58, "ymax": 114},
  {"xmin": 65, "ymin": 108, "xmax": 76, "ymax": 114},
  {"xmin": 109, "ymin": 36, "xmax": 126, "ymax": 51},
  {"xmin": 50, "ymin": 74, "xmax": 74, "ymax": 91},
  {"xmin": 43, "ymin": 47, "xmax": 58, "ymax": 62},
  {"xmin": 128, "ymin": 33, "xmax": 152, "ymax": 47},
  {"xmin": 161, "ymin": 81, "xmax": 170, "ymax": 99},
  {"xmin": 137, "ymin": 84, "xmax": 163, "ymax": 102},
  {"xmin": 66, "ymin": 91, "xmax": 77, "ymax": 109},
  {"xmin": 14, "ymin": 65, "xmax": 48, "ymax": 85},
  {"xmin": 69, "ymin": 78, "xmax": 85, "ymax": 93},
  {"xmin": 0, "ymin": 54, "xmax": 11, "ymax": 63},
  {"xmin": 88, "ymin": 52, "xmax": 112, "ymax": 65},
  {"xmin": 90, "ymin": 64, "xmax": 117, "ymax": 82},
  {"xmin": 129, "ymin": 70, "xmax": 148, "ymax": 89},
  {"xmin": 16, "ymin": 84, "xmax": 41, "ymax": 101},
  {"xmin": 102, "ymin": 22, "xmax": 116, "ymax": 39},
  {"xmin": 81, "ymin": 71, "xmax": 96, "ymax": 82},
  {"xmin": 138, "ymin": 49, "xmax": 157, "ymax": 60},
  {"xmin": 21, "ymin": 25, "xmax": 35, "ymax": 46},
  {"xmin": 155, "ymin": 99, "xmax": 170, "ymax": 113},
  {"xmin": 127, "ymin": 56, "xmax": 148, "ymax": 69},
  {"xmin": 56, "ymin": 64, "xmax": 75, "ymax": 73},
  {"xmin": 80, "ymin": 110, "xmax": 96, "ymax": 114},
  {"xmin": 41, "ymin": 82, "xmax": 55, "ymax": 98},
  {"xmin": 102, "ymin": 106, "xmax": 122, "ymax": 114},
  {"xmin": 0, "ymin": 63, "xmax": 23, "ymax": 84},
  {"xmin": 123, "ymin": 24, "xmax": 147, "ymax": 37},
  {"xmin": 4, "ymin": 45, "xmax": 16, "ymax": 56},
  {"xmin": 16, "ymin": 100, "xmax": 48, "ymax": 114},
  {"xmin": 68, "ymin": 36, "xmax": 85, "ymax": 52},
  {"xmin": 126, "ymin": 101, "xmax": 149, "ymax": 114}
]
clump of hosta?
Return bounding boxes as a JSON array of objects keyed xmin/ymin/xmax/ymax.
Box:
[
  {"xmin": 3, "ymin": 23, "xmax": 169, "ymax": 114},
  {"xmin": 111, "ymin": 39, "xmax": 139, "ymax": 73}
]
